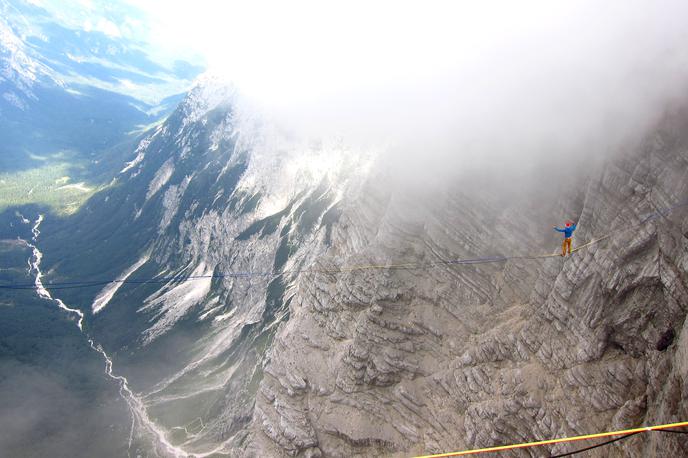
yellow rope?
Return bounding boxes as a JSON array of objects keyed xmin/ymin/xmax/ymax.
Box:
[
  {"xmin": 571, "ymin": 232, "xmax": 616, "ymax": 253},
  {"xmin": 415, "ymin": 420, "xmax": 688, "ymax": 457}
]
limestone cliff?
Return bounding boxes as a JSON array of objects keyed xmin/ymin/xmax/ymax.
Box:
[
  {"xmin": 247, "ymin": 108, "xmax": 688, "ymax": 457},
  {"xmin": 37, "ymin": 79, "xmax": 688, "ymax": 457}
]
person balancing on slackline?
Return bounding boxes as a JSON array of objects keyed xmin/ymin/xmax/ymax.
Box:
[{"xmin": 554, "ymin": 220, "xmax": 577, "ymax": 257}]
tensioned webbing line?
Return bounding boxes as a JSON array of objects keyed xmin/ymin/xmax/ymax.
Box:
[
  {"xmin": 0, "ymin": 257, "xmax": 521, "ymax": 290},
  {"xmin": 415, "ymin": 420, "xmax": 688, "ymax": 457},
  {"xmin": 2, "ymin": 198, "xmax": 687, "ymax": 291}
]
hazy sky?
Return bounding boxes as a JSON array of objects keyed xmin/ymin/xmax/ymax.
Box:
[
  {"xmin": 142, "ymin": 0, "xmax": 688, "ymax": 186},
  {"xmin": 24, "ymin": 0, "xmax": 688, "ymax": 179},
  {"xmin": 141, "ymin": 1, "xmax": 688, "ymax": 158}
]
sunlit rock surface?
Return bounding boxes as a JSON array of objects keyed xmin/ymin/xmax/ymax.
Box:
[{"xmin": 41, "ymin": 79, "xmax": 688, "ymax": 457}]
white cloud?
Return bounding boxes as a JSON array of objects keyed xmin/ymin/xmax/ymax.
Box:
[
  {"xmin": 42, "ymin": 1, "xmax": 688, "ymax": 181},
  {"xmin": 94, "ymin": 17, "xmax": 121, "ymax": 37},
  {"xmin": 123, "ymin": 1, "xmax": 688, "ymax": 117}
]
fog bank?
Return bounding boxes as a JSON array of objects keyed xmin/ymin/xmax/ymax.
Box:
[
  {"xmin": 169, "ymin": 1, "xmax": 688, "ymax": 192},
  {"xmin": 214, "ymin": 2, "xmax": 688, "ymax": 185}
]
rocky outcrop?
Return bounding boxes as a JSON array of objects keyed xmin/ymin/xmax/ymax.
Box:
[
  {"xmin": 247, "ymin": 108, "xmax": 688, "ymax": 457},
  {"xmin": 39, "ymin": 76, "xmax": 688, "ymax": 457}
]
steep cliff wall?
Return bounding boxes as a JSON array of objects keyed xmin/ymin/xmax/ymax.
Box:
[
  {"xmin": 35, "ymin": 78, "xmax": 688, "ymax": 457},
  {"xmin": 248, "ymin": 108, "xmax": 688, "ymax": 457}
]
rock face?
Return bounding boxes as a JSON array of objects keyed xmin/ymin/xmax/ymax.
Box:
[
  {"xmin": 39, "ymin": 77, "xmax": 688, "ymax": 457},
  {"xmin": 39, "ymin": 78, "xmax": 372, "ymax": 456},
  {"xmin": 247, "ymin": 108, "xmax": 688, "ymax": 457}
]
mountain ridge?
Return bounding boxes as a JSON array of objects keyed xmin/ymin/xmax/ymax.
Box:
[{"xmin": 12, "ymin": 77, "xmax": 688, "ymax": 456}]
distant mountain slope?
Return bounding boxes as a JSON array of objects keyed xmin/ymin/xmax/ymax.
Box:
[{"xmin": 0, "ymin": 0, "xmax": 201, "ymax": 174}]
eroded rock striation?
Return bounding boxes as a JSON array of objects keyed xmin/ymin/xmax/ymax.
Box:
[
  {"xmin": 247, "ymin": 109, "xmax": 688, "ymax": 457},
  {"xmin": 39, "ymin": 78, "xmax": 688, "ymax": 457}
]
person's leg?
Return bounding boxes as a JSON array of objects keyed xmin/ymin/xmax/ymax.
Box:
[
  {"xmin": 561, "ymin": 239, "xmax": 567, "ymax": 256},
  {"xmin": 566, "ymin": 238, "xmax": 572, "ymax": 254}
]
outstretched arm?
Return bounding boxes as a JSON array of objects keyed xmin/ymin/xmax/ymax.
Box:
[{"xmin": 553, "ymin": 226, "xmax": 565, "ymax": 233}]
